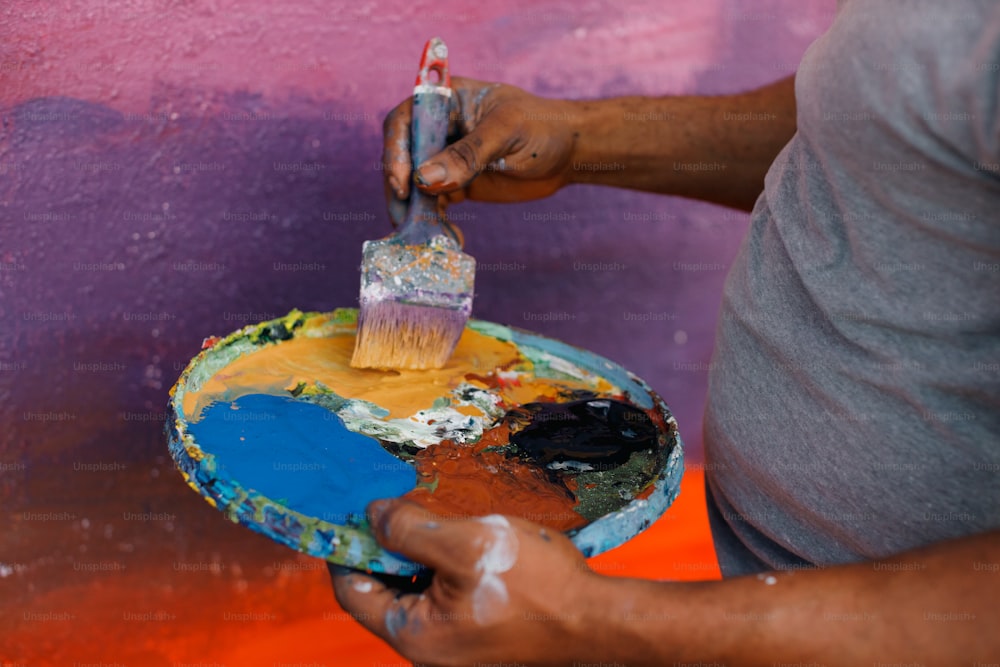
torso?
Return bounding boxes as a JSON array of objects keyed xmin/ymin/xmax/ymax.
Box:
[{"xmin": 705, "ymin": 0, "xmax": 1000, "ymax": 574}]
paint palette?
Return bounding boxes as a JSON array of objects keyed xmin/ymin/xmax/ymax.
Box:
[{"xmin": 166, "ymin": 309, "xmax": 683, "ymax": 575}]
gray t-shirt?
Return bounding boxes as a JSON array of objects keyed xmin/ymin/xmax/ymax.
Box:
[{"xmin": 705, "ymin": 0, "xmax": 1000, "ymax": 576}]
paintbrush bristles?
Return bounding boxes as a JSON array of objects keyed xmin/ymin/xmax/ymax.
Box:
[
  {"xmin": 352, "ymin": 235, "xmax": 474, "ymax": 370},
  {"xmin": 351, "ymin": 302, "xmax": 467, "ymax": 370}
]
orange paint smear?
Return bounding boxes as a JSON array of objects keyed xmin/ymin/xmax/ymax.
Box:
[
  {"xmin": 183, "ymin": 325, "xmax": 604, "ymax": 422},
  {"xmin": 403, "ymin": 439, "xmax": 587, "ymax": 532}
]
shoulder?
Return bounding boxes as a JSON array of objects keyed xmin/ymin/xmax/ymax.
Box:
[{"xmin": 796, "ymin": 0, "xmax": 1000, "ymax": 174}]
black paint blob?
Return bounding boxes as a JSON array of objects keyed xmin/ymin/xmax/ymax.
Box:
[{"xmin": 507, "ymin": 398, "xmax": 658, "ymax": 471}]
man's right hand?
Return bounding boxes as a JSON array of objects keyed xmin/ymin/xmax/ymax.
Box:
[
  {"xmin": 382, "ymin": 76, "xmax": 579, "ymax": 224},
  {"xmin": 381, "ymin": 75, "xmax": 798, "ymax": 220}
]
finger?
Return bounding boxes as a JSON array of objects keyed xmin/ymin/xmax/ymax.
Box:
[
  {"xmin": 368, "ymin": 499, "xmax": 482, "ymax": 579},
  {"xmin": 414, "ymin": 124, "xmax": 517, "ymax": 196},
  {"xmin": 382, "ymin": 98, "xmax": 413, "ymax": 201},
  {"xmin": 332, "ymin": 569, "xmax": 419, "ymax": 644},
  {"xmin": 384, "ymin": 178, "xmax": 408, "ymax": 227}
]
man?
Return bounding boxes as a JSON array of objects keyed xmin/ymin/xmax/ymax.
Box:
[{"xmin": 332, "ymin": 1, "xmax": 1000, "ymax": 664}]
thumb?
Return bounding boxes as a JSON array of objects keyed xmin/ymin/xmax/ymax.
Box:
[
  {"xmin": 368, "ymin": 499, "xmax": 481, "ymax": 579},
  {"xmin": 414, "ymin": 125, "xmax": 513, "ymax": 195}
]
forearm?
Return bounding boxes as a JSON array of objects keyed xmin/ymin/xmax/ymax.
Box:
[
  {"xmin": 566, "ymin": 76, "xmax": 796, "ymax": 212},
  {"xmin": 578, "ymin": 529, "xmax": 999, "ymax": 666}
]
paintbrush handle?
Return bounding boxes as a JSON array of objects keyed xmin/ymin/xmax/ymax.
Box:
[{"xmin": 397, "ymin": 38, "xmax": 462, "ymax": 248}]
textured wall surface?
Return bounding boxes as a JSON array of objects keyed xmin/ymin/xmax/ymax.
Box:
[{"xmin": 1, "ymin": 0, "xmax": 834, "ymax": 662}]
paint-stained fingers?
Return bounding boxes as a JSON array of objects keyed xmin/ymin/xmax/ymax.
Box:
[
  {"xmin": 332, "ymin": 569, "xmax": 454, "ymax": 665},
  {"xmin": 415, "ymin": 77, "xmax": 506, "ymax": 195},
  {"xmin": 414, "ymin": 125, "xmax": 517, "ymax": 196},
  {"xmin": 368, "ymin": 499, "xmax": 482, "ymax": 578},
  {"xmin": 331, "ymin": 570, "xmax": 415, "ymax": 645},
  {"xmin": 382, "ymin": 98, "xmax": 413, "ymax": 202}
]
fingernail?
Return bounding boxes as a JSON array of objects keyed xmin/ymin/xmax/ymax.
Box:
[{"xmin": 416, "ymin": 163, "xmax": 447, "ymax": 186}]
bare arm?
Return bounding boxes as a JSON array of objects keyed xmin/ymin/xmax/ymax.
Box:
[
  {"xmin": 567, "ymin": 76, "xmax": 797, "ymax": 211},
  {"xmin": 587, "ymin": 528, "xmax": 999, "ymax": 666},
  {"xmin": 382, "ymin": 76, "xmax": 796, "ymax": 220},
  {"xmin": 331, "ymin": 500, "xmax": 999, "ymax": 666}
]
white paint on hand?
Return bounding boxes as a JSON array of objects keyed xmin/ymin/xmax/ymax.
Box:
[
  {"xmin": 470, "ymin": 515, "xmax": 519, "ymax": 625},
  {"xmin": 757, "ymin": 573, "xmax": 778, "ymax": 585},
  {"xmin": 385, "ymin": 604, "xmax": 407, "ymax": 638},
  {"xmin": 352, "ymin": 579, "xmax": 373, "ymax": 593}
]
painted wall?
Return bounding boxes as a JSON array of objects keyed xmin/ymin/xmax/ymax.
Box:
[{"xmin": 1, "ymin": 0, "xmax": 834, "ymax": 662}]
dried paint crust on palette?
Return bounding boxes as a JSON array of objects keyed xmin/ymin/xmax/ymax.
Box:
[{"xmin": 166, "ymin": 309, "xmax": 684, "ymax": 575}]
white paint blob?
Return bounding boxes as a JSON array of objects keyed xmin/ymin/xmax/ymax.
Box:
[
  {"xmin": 764, "ymin": 575, "xmax": 777, "ymax": 586},
  {"xmin": 471, "ymin": 514, "xmax": 519, "ymax": 625},
  {"xmin": 352, "ymin": 579, "xmax": 373, "ymax": 594}
]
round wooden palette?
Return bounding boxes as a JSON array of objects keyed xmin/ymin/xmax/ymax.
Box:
[{"xmin": 166, "ymin": 309, "xmax": 683, "ymax": 575}]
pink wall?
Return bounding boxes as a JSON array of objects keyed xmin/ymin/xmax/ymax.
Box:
[{"xmin": 1, "ymin": 0, "xmax": 834, "ymax": 661}]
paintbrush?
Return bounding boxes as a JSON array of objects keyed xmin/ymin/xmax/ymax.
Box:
[{"xmin": 351, "ymin": 38, "xmax": 475, "ymax": 370}]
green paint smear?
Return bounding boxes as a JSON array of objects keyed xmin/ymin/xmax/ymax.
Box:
[
  {"xmin": 181, "ymin": 338, "xmax": 257, "ymax": 405},
  {"xmin": 248, "ymin": 309, "xmax": 308, "ymax": 345},
  {"xmin": 328, "ymin": 308, "xmax": 359, "ymax": 325},
  {"xmin": 415, "ymin": 475, "xmax": 439, "ymax": 494},
  {"xmin": 300, "ymin": 390, "xmax": 352, "ymax": 414},
  {"xmin": 570, "ymin": 448, "xmax": 663, "ymax": 522},
  {"xmin": 467, "ymin": 319, "xmax": 514, "ymax": 342},
  {"xmin": 518, "ymin": 347, "xmax": 592, "ymax": 382}
]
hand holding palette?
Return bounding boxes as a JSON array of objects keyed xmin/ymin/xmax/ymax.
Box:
[{"xmin": 166, "ymin": 309, "xmax": 683, "ymax": 575}]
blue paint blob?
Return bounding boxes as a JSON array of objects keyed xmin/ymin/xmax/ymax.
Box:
[{"xmin": 187, "ymin": 394, "xmax": 417, "ymax": 523}]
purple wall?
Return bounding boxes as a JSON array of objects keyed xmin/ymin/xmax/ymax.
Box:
[{"xmin": 0, "ymin": 0, "xmax": 834, "ymax": 652}]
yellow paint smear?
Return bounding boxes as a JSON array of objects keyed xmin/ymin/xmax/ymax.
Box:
[{"xmin": 183, "ymin": 327, "xmax": 601, "ymax": 423}]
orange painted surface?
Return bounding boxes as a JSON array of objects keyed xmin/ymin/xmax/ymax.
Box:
[
  {"xmin": 3, "ymin": 470, "xmax": 717, "ymax": 665},
  {"xmin": 404, "ymin": 440, "xmax": 589, "ymax": 532}
]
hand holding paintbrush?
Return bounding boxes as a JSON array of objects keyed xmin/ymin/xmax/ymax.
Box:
[{"xmin": 351, "ymin": 38, "xmax": 476, "ymax": 370}]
